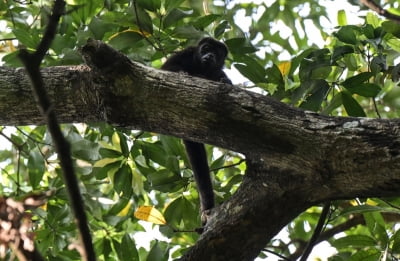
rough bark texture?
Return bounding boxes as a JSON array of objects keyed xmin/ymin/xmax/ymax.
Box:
[
  {"xmin": 1, "ymin": 39, "xmax": 400, "ymax": 260},
  {"xmin": 0, "ymin": 66, "xmax": 101, "ymax": 125}
]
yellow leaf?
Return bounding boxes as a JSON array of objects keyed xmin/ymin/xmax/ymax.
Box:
[
  {"xmin": 278, "ymin": 61, "xmax": 291, "ymax": 76},
  {"xmin": 112, "ymin": 132, "xmax": 121, "ymax": 152},
  {"xmin": 117, "ymin": 201, "xmax": 132, "ymax": 216},
  {"xmin": 366, "ymin": 199, "xmax": 378, "ymax": 206},
  {"xmin": 109, "ymin": 29, "xmax": 151, "ymax": 40},
  {"xmin": 134, "ymin": 206, "xmax": 167, "ymax": 225},
  {"xmin": 93, "ymin": 157, "xmax": 121, "ymax": 168},
  {"xmin": 40, "ymin": 203, "xmax": 48, "ymax": 211}
]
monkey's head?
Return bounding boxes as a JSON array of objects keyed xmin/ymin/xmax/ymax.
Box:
[{"xmin": 196, "ymin": 37, "xmax": 228, "ymax": 71}]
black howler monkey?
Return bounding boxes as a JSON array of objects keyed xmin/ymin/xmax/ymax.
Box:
[{"xmin": 161, "ymin": 37, "xmax": 231, "ymax": 223}]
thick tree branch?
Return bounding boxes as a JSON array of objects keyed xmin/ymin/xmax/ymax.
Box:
[{"xmin": 2, "ymin": 39, "xmax": 400, "ymax": 260}]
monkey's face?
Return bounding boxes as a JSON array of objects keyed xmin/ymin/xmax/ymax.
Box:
[
  {"xmin": 198, "ymin": 42, "xmax": 227, "ymax": 70},
  {"xmin": 200, "ymin": 44, "xmax": 217, "ymax": 65}
]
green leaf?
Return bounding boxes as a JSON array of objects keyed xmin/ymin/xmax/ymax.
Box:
[
  {"xmin": 337, "ymin": 10, "xmax": 347, "ymax": 26},
  {"xmin": 209, "ymin": 154, "xmax": 226, "ymax": 172},
  {"xmin": 192, "ymin": 14, "xmax": 221, "ymax": 30},
  {"xmin": 342, "ymin": 72, "xmax": 374, "ymax": 88},
  {"xmin": 132, "ymin": 5, "xmax": 153, "ymax": 34},
  {"xmin": 99, "ymin": 148, "xmax": 122, "ymax": 158},
  {"xmin": 108, "ymin": 198, "xmax": 131, "ymax": 216},
  {"xmin": 386, "ymin": 37, "xmax": 400, "ymax": 53},
  {"xmin": 299, "ymin": 49, "xmax": 331, "ymax": 81},
  {"xmin": 28, "ymin": 149, "xmax": 45, "ymax": 189},
  {"xmin": 341, "ymin": 91, "xmax": 366, "ymax": 117},
  {"xmin": 335, "ymin": 26, "xmax": 358, "ymax": 44},
  {"xmin": 343, "ymin": 53, "xmax": 359, "ymax": 71},
  {"xmin": 370, "ymin": 55, "xmax": 386, "ymax": 74},
  {"xmin": 163, "ymin": 8, "xmax": 194, "ymax": 29},
  {"xmin": 292, "ymin": 79, "xmax": 326, "ymax": 104},
  {"xmin": 164, "ymin": 196, "xmax": 198, "ymax": 229},
  {"xmin": 391, "ymin": 229, "xmax": 400, "ymax": 253},
  {"xmin": 113, "ymin": 164, "xmax": 133, "ymax": 196},
  {"xmin": 214, "ymin": 20, "xmax": 229, "ymax": 38},
  {"xmin": 300, "ymin": 80, "xmax": 330, "ymax": 112},
  {"xmin": 108, "ymin": 31, "xmax": 143, "ymax": 51},
  {"xmin": 235, "ymin": 64, "xmax": 262, "ymax": 83},
  {"xmin": 289, "ymin": 48, "xmax": 316, "ymax": 77},
  {"xmin": 147, "ymin": 169, "xmax": 185, "ymax": 192},
  {"xmin": 391, "ymin": 63, "xmax": 400, "ymax": 82},
  {"xmin": 173, "ymin": 25, "xmax": 202, "ymax": 38},
  {"xmin": 164, "ymin": 155, "xmax": 180, "ymax": 173},
  {"xmin": 71, "ymin": 139, "xmax": 100, "ymax": 161},
  {"xmin": 346, "ymin": 83, "xmax": 381, "ymax": 97},
  {"xmin": 233, "ymin": 55, "xmax": 266, "ymax": 83},
  {"xmin": 266, "ymin": 64, "xmax": 284, "ymax": 85},
  {"xmin": 115, "ymin": 234, "xmax": 139, "ymax": 261},
  {"xmin": 332, "ymin": 235, "xmax": 376, "ymax": 249},
  {"xmin": 116, "ymin": 132, "xmax": 130, "ymax": 157},
  {"xmin": 159, "ymin": 135, "xmax": 184, "ymax": 157},
  {"xmin": 363, "ymin": 212, "xmax": 388, "ymax": 243},
  {"xmin": 340, "ymin": 205, "xmax": 400, "ymax": 216},
  {"xmin": 88, "ymin": 17, "xmax": 116, "ymax": 40},
  {"xmin": 362, "ymin": 24, "xmax": 375, "ymax": 39},
  {"xmin": 341, "ymin": 72, "xmax": 381, "ymax": 97},
  {"xmin": 321, "ymin": 93, "xmax": 343, "ymax": 115},
  {"xmin": 13, "ymin": 28, "xmax": 38, "ymax": 49},
  {"xmin": 147, "ymin": 241, "xmax": 169, "ymax": 261},
  {"xmin": 93, "ymin": 160, "xmax": 121, "ymax": 179},
  {"xmin": 331, "ymin": 45, "xmax": 354, "ymax": 62},
  {"xmin": 366, "ymin": 12, "xmax": 380, "ymax": 28},
  {"xmin": 70, "ymin": 0, "xmax": 103, "ymax": 25},
  {"xmin": 348, "ymin": 249, "xmax": 381, "ymax": 261},
  {"xmin": 382, "ymin": 21, "xmax": 400, "ymax": 38},
  {"xmin": 141, "ymin": 141, "xmax": 167, "ymax": 166},
  {"xmin": 94, "ymin": 238, "xmax": 112, "ymax": 259},
  {"xmin": 225, "ymin": 38, "xmax": 257, "ymax": 54},
  {"xmin": 136, "ymin": 0, "xmax": 160, "ymax": 12},
  {"xmin": 311, "ymin": 66, "xmax": 332, "ymax": 79},
  {"xmin": 164, "ymin": 0, "xmax": 185, "ymax": 11}
]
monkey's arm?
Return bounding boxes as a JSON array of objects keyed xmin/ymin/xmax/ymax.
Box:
[
  {"xmin": 160, "ymin": 48, "xmax": 196, "ymax": 73},
  {"xmin": 220, "ymin": 71, "xmax": 232, "ymax": 84}
]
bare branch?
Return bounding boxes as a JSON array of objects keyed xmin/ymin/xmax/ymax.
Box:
[
  {"xmin": 360, "ymin": 0, "xmax": 400, "ymax": 23},
  {"xmin": 299, "ymin": 202, "xmax": 331, "ymax": 261},
  {"xmin": 17, "ymin": 1, "xmax": 95, "ymax": 260}
]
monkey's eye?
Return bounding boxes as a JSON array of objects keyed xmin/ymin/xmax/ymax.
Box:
[{"xmin": 202, "ymin": 44, "xmax": 211, "ymax": 52}]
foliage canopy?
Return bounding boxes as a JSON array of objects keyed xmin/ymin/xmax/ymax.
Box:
[{"xmin": 1, "ymin": 0, "xmax": 400, "ymax": 260}]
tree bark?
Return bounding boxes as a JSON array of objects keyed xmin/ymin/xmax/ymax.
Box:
[{"xmin": 1, "ymin": 39, "xmax": 400, "ymax": 260}]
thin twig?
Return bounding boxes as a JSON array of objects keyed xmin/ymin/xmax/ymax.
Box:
[
  {"xmin": 373, "ymin": 98, "xmax": 381, "ymax": 118},
  {"xmin": 17, "ymin": 0, "xmax": 95, "ymax": 260},
  {"xmin": 210, "ymin": 158, "xmax": 246, "ymax": 172},
  {"xmin": 263, "ymin": 248, "xmax": 291, "ymax": 261},
  {"xmin": 299, "ymin": 202, "xmax": 331, "ymax": 261}
]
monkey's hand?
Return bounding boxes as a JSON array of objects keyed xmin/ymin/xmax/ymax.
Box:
[
  {"xmin": 220, "ymin": 76, "xmax": 232, "ymax": 84},
  {"xmin": 201, "ymin": 208, "xmax": 213, "ymax": 226},
  {"xmin": 178, "ymin": 71, "xmax": 190, "ymax": 76}
]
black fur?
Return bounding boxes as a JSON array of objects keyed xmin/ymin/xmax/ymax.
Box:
[
  {"xmin": 162, "ymin": 37, "xmax": 231, "ymax": 83},
  {"xmin": 161, "ymin": 38, "xmax": 231, "ymax": 221}
]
